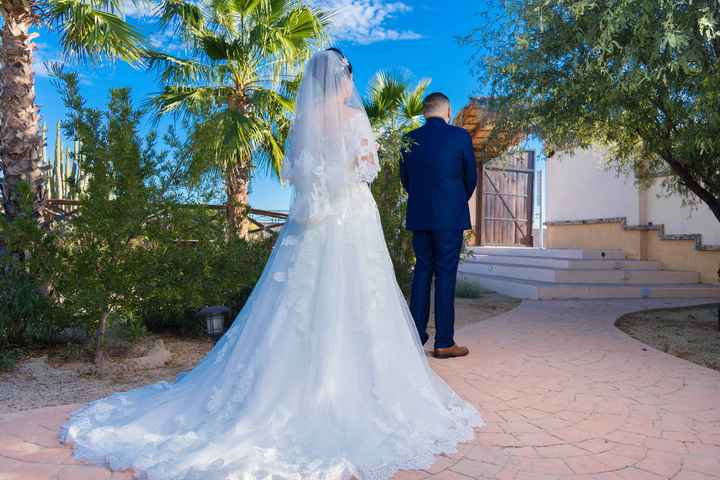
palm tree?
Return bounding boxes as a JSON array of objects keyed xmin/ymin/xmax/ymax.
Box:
[
  {"xmin": 364, "ymin": 71, "xmax": 429, "ymax": 132},
  {"xmin": 149, "ymin": 0, "xmax": 327, "ymax": 237},
  {"xmin": 0, "ymin": 0, "xmax": 146, "ymax": 222}
]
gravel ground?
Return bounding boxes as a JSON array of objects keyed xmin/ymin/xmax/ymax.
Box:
[
  {"xmin": 615, "ymin": 302, "xmax": 720, "ymax": 372},
  {"xmin": 0, "ymin": 292, "xmax": 520, "ymax": 414},
  {"xmin": 0, "ymin": 334, "xmax": 213, "ymax": 414}
]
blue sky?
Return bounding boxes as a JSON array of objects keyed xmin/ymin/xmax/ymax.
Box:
[{"xmin": 34, "ymin": 1, "xmax": 523, "ymax": 211}]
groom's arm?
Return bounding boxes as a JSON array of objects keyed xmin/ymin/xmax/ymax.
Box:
[
  {"xmin": 462, "ymin": 133, "xmax": 477, "ymax": 200},
  {"xmin": 399, "ymin": 136, "xmax": 410, "ymax": 192}
]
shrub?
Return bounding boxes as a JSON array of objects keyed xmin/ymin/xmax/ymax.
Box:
[
  {"xmin": 0, "ymin": 182, "xmax": 65, "ymax": 351},
  {"xmin": 134, "ymin": 231, "xmax": 273, "ymax": 334},
  {"xmin": 455, "ymin": 278, "xmax": 483, "ymax": 298},
  {"xmin": 371, "ymin": 129, "xmax": 415, "ymax": 297}
]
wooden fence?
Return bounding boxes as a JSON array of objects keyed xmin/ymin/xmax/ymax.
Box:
[{"xmin": 45, "ymin": 199, "xmax": 288, "ymax": 236}]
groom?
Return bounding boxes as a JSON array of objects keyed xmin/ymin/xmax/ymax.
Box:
[{"xmin": 400, "ymin": 92, "xmax": 477, "ymax": 359}]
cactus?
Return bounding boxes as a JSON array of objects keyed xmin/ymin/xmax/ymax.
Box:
[{"xmin": 46, "ymin": 121, "xmax": 89, "ymax": 200}]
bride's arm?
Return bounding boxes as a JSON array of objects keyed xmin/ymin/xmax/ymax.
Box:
[
  {"xmin": 344, "ymin": 107, "xmax": 380, "ymax": 182},
  {"xmin": 354, "ymin": 135, "xmax": 380, "ymax": 182}
]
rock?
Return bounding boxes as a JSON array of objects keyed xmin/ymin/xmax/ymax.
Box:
[{"xmin": 127, "ymin": 339, "xmax": 172, "ymax": 370}]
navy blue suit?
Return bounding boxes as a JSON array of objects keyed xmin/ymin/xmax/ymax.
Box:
[{"xmin": 400, "ymin": 117, "xmax": 477, "ymax": 349}]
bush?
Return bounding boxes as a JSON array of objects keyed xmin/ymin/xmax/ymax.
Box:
[
  {"xmin": 0, "ymin": 182, "xmax": 65, "ymax": 351},
  {"xmin": 135, "ymin": 231, "xmax": 273, "ymax": 335},
  {"xmin": 371, "ymin": 129, "xmax": 415, "ymax": 297},
  {"xmin": 0, "ymin": 260, "xmax": 63, "ymax": 345},
  {"xmin": 0, "ymin": 348, "xmax": 22, "ymax": 372},
  {"xmin": 455, "ymin": 278, "xmax": 483, "ymax": 298}
]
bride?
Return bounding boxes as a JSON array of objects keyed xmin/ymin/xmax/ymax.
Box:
[{"xmin": 59, "ymin": 48, "xmax": 483, "ymax": 480}]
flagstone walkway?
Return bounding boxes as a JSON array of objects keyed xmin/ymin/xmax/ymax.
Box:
[{"xmin": 1, "ymin": 299, "xmax": 719, "ymax": 480}]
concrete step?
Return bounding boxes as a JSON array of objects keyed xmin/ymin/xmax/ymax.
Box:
[
  {"xmin": 459, "ymin": 261, "xmax": 700, "ymax": 285},
  {"xmin": 467, "ymin": 253, "xmax": 662, "ymax": 271},
  {"xmin": 458, "ymin": 272, "xmax": 720, "ymax": 300},
  {"xmin": 469, "ymin": 247, "xmax": 625, "ymax": 260}
]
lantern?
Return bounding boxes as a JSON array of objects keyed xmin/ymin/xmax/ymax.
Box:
[{"xmin": 196, "ymin": 306, "xmax": 230, "ymax": 341}]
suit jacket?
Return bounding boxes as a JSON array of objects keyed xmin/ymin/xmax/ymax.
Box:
[{"xmin": 400, "ymin": 117, "xmax": 477, "ymax": 231}]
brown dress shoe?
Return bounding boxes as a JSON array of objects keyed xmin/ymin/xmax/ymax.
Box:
[{"xmin": 433, "ymin": 344, "xmax": 469, "ymax": 359}]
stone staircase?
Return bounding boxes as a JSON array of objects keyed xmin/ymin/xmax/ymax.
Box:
[{"xmin": 459, "ymin": 247, "xmax": 720, "ymax": 300}]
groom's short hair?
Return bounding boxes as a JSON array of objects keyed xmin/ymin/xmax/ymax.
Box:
[{"xmin": 423, "ymin": 92, "xmax": 450, "ymax": 116}]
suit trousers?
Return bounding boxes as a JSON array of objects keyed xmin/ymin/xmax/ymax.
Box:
[{"xmin": 409, "ymin": 229, "xmax": 463, "ymax": 349}]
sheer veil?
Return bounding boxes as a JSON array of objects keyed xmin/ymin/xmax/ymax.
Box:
[{"xmin": 281, "ymin": 49, "xmax": 380, "ymax": 223}]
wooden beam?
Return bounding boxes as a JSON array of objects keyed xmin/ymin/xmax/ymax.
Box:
[{"xmin": 476, "ymin": 162, "xmax": 483, "ymax": 245}]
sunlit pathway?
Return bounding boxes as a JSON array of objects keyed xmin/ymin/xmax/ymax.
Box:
[{"xmin": 1, "ymin": 299, "xmax": 719, "ymax": 480}]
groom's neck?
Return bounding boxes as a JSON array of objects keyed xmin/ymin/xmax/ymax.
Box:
[{"xmin": 424, "ymin": 115, "xmax": 448, "ymax": 123}]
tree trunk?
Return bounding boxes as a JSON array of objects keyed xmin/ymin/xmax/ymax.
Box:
[
  {"xmin": 94, "ymin": 310, "xmax": 110, "ymax": 369},
  {"xmin": 0, "ymin": 0, "xmax": 46, "ymax": 221},
  {"xmin": 226, "ymin": 161, "xmax": 251, "ymax": 238},
  {"xmin": 661, "ymin": 152, "xmax": 720, "ymax": 225}
]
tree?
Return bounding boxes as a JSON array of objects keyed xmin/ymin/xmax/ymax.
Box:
[
  {"xmin": 149, "ymin": 0, "xmax": 327, "ymax": 236},
  {"xmin": 467, "ymin": 0, "xmax": 720, "ymax": 221},
  {"xmin": 53, "ymin": 71, "xmax": 169, "ymax": 368},
  {"xmin": 0, "ymin": 0, "xmax": 146, "ymax": 222},
  {"xmin": 364, "ymin": 72, "xmax": 429, "ymax": 296}
]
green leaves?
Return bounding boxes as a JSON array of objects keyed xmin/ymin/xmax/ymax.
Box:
[
  {"xmin": 48, "ymin": 0, "xmax": 148, "ymax": 64},
  {"xmin": 470, "ymin": 0, "xmax": 720, "ymax": 220},
  {"xmin": 365, "ymin": 71, "xmax": 430, "ymax": 131},
  {"xmin": 149, "ymin": 0, "xmax": 327, "ymax": 202},
  {"xmin": 158, "ymin": 0, "xmax": 205, "ymax": 32}
]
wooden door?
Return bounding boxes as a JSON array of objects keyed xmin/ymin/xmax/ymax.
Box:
[{"xmin": 475, "ymin": 150, "xmax": 535, "ymax": 246}]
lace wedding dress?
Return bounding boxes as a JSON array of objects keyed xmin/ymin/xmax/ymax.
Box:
[{"xmin": 59, "ymin": 50, "xmax": 483, "ymax": 480}]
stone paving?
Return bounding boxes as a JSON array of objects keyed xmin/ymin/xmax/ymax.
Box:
[{"xmin": 1, "ymin": 299, "xmax": 719, "ymax": 480}]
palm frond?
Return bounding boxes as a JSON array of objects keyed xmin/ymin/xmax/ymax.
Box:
[
  {"xmin": 146, "ymin": 51, "xmax": 223, "ymax": 85},
  {"xmin": 49, "ymin": 0, "xmax": 147, "ymax": 64},
  {"xmin": 158, "ymin": 0, "xmax": 205, "ymax": 31},
  {"xmin": 149, "ymin": 0, "xmax": 325, "ymax": 189},
  {"xmin": 402, "ymin": 78, "xmax": 431, "ymax": 127},
  {"xmin": 198, "ymin": 35, "xmax": 248, "ymax": 61},
  {"xmin": 149, "ymin": 85, "xmax": 234, "ymax": 117},
  {"xmin": 365, "ymin": 71, "xmax": 407, "ymax": 125}
]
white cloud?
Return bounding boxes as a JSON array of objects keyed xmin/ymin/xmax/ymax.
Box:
[
  {"xmin": 310, "ymin": 0, "xmax": 422, "ymax": 44},
  {"xmin": 32, "ymin": 42, "xmax": 56, "ymax": 78},
  {"xmin": 148, "ymin": 28, "xmax": 192, "ymax": 54},
  {"xmin": 126, "ymin": 0, "xmax": 422, "ymax": 46},
  {"xmin": 123, "ymin": 0, "xmax": 158, "ymax": 19}
]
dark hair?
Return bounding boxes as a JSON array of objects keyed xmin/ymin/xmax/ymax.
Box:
[
  {"xmin": 325, "ymin": 47, "xmax": 353, "ymax": 75},
  {"xmin": 423, "ymin": 92, "xmax": 450, "ymax": 113}
]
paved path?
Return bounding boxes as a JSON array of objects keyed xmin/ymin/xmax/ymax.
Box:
[{"xmin": 1, "ymin": 299, "xmax": 719, "ymax": 480}]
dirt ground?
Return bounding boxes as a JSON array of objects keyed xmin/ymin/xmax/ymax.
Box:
[
  {"xmin": 0, "ymin": 334, "xmax": 213, "ymax": 414},
  {"xmin": 0, "ymin": 291, "xmax": 519, "ymax": 414},
  {"xmin": 615, "ymin": 303, "xmax": 720, "ymax": 372}
]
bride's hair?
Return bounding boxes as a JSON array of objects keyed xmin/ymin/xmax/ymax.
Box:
[{"xmin": 325, "ymin": 47, "xmax": 353, "ymax": 76}]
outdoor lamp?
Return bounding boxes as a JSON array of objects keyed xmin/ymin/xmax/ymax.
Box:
[{"xmin": 197, "ymin": 305, "xmax": 230, "ymax": 341}]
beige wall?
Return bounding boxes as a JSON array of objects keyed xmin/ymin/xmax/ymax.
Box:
[
  {"xmin": 545, "ymin": 145, "xmax": 720, "ymax": 283},
  {"xmin": 547, "ymin": 147, "xmax": 641, "ymax": 224},
  {"xmin": 547, "ymin": 222, "xmax": 720, "ymax": 283},
  {"xmin": 646, "ymin": 182, "xmax": 720, "ymax": 244},
  {"xmin": 546, "ymin": 146, "xmax": 720, "ymax": 245},
  {"xmin": 547, "ymin": 222, "xmax": 643, "ymax": 259}
]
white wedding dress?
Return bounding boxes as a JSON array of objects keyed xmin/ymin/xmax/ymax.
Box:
[{"xmin": 59, "ymin": 51, "xmax": 483, "ymax": 480}]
